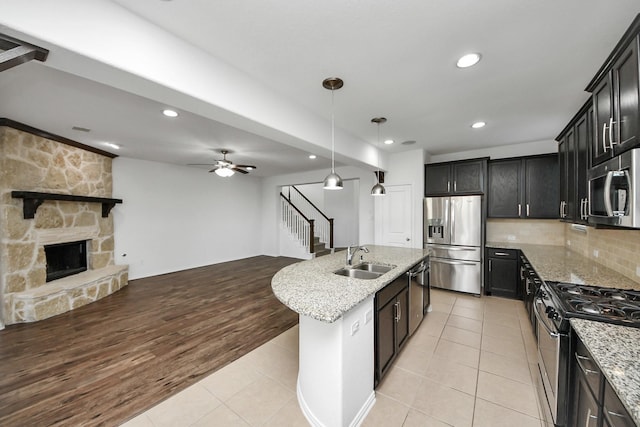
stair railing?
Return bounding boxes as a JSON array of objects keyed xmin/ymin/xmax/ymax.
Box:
[
  {"xmin": 285, "ymin": 186, "xmax": 334, "ymax": 250},
  {"xmin": 280, "ymin": 192, "xmax": 315, "ymax": 254}
]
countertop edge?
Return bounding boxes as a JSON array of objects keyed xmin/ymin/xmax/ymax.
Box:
[{"xmin": 570, "ymin": 318, "xmax": 640, "ymax": 426}]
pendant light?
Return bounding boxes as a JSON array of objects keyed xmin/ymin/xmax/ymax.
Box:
[
  {"xmin": 322, "ymin": 77, "xmax": 344, "ymax": 190},
  {"xmin": 371, "ymin": 117, "xmax": 386, "ymax": 196}
]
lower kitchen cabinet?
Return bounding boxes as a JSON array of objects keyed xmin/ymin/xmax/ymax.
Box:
[
  {"xmin": 571, "ymin": 333, "xmax": 634, "ymax": 427},
  {"xmin": 485, "ymin": 248, "xmax": 520, "ymax": 299},
  {"xmin": 375, "ymin": 275, "xmax": 409, "ymax": 386}
]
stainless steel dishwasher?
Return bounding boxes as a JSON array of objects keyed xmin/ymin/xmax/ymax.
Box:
[{"xmin": 408, "ymin": 259, "xmax": 428, "ymax": 335}]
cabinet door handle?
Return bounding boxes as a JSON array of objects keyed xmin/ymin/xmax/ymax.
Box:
[
  {"xmin": 489, "ymin": 259, "xmax": 492, "ymax": 271},
  {"xmin": 518, "ymin": 204, "xmax": 521, "ymax": 217},
  {"xmin": 526, "ymin": 204, "xmax": 530, "ymax": 217},
  {"xmin": 559, "ymin": 201, "xmax": 564, "ymax": 218},
  {"xmin": 454, "ymin": 181, "xmax": 457, "ymax": 192},
  {"xmin": 563, "ymin": 201, "xmax": 567, "ymax": 218},
  {"xmin": 603, "ymin": 122, "xmax": 609, "ymax": 152},
  {"xmin": 575, "ymin": 354, "xmax": 599, "ymax": 375},
  {"xmin": 607, "ymin": 410, "xmax": 628, "ymax": 419},
  {"xmin": 494, "ymin": 252, "xmax": 510, "ymax": 256},
  {"xmin": 396, "ymin": 301, "xmax": 401, "ymax": 321},
  {"xmin": 447, "ymin": 181, "xmax": 450, "ymax": 192},
  {"xmin": 580, "ymin": 199, "xmax": 585, "ymax": 220},
  {"xmin": 586, "ymin": 408, "xmax": 597, "ymax": 427},
  {"xmin": 609, "ymin": 117, "xmax": 616, "ymax": 147}
]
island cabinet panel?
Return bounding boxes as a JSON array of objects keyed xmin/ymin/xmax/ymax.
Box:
[{"xmin": 374, "ymin": 275, "xmax": 409, "ymax": 385}]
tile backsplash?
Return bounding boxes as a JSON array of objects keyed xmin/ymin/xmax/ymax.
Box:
[
  {"xmin": 487, "ymin": 219, "xmax": 640, "ymax": 285},
  {"xmin": 566, "ymin": 224, "xmax": 640, "ymax": 285},
  {"xmin": 486, "ymin": 219, "xmax": 565, "ymax": 246}
]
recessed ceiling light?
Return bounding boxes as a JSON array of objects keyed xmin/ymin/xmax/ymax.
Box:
[
  {"xmin": 162, "ymin": 109, "xmax": 178, "ymax": 117},
  {"xmin": 309, "ymin": 154, "xmax": 317, "ymax": 159},
  {"xmin": 384, "ymin": 139, "xmax": 395, "ymax": 145},
  {"xmin": 456, "ymin": 53, "xmax": 482, "ymax": 68},
  {"xmin": 103, "ymin": 142, "xmax": 120, "ymax": 150},
  {"xmin": 471, "ymin": 121, "xmax": 486, "ymax": 129},
  {"xmin": 72, "ymin": 126, "xmax": 91, "ymax": 132}
]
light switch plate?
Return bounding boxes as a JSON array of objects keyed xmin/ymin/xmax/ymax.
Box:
[
  {"xmin": 593, "ymin": 249, "xmax": 599, "ymax": 258},
  {"xmin": 636, "ymin": 266, "xmax": 640, "ymax": 277}
]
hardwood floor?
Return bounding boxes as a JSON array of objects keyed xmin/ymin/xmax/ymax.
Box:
[{"xmin": 0, "ymin": 256, "xmax": 300, "ymax": 427}]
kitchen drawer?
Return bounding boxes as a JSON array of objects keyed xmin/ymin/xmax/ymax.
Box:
[
  {"xmin": 603, "ymin": 380, "xmax": 634, "ymax": 427},
  {"xmin": 487, "ymin": 248, "xmax": 518, "ymax": 260},
  {"xmin": 376, "ymin": 275, "xmax": 407, "ymax": 310},
  {"xmin": 574, "ymin": 339, "xmax": 602, "ymax": 400}
]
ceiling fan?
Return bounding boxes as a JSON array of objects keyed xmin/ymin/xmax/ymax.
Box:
[{"xmin": 189, "ymin": 150, "xmax": 256, "ymax": 177}]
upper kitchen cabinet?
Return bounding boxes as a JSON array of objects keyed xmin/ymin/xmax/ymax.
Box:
[
  {"xmin": 557, "ymin": 100, "xmax": 592, "ymax": 224},
  {"xmin": 487, "ymin": 154, "xmax": 559, "ymax": 219},
  {"xmin": 586, "ymin": 15, "xmax": 640, "ymax": 166},
  {"xmin": 424, "ymin": 158, "xmax": 487, "ymax": 196}
]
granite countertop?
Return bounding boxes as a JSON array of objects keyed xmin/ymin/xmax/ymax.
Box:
[
  {"xmin": 271, "ymin": 245, "xmax": 429, "ymax": 323},
  {"xmin": 486, "ymin": 242, "xmax": 639, "ymax": 290},
  {"xmin": 571, "ymin": 319, "xmax": 640, "ymax": 425}
]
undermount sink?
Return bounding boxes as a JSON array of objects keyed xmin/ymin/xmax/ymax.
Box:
[
  {"xmin": 333, "ymin": 263, "xmax": 396, "ymax": 280},
  {"xmin": 351, "ymin": 262, "xmax": 396, "ymax": 274}
]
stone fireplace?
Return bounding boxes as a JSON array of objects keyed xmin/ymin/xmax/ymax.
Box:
[{"xmin": 0, "ymin": 121, "xmax": 128, "ymax": 327}]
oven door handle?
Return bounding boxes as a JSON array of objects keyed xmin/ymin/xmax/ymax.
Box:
[{"xmin": 533, "ymin": 298, "xmax": 559, "ymax": 338}]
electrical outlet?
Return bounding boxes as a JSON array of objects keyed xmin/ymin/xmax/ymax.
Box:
[
  {"xmin": 507, "ymin": 235, "xmax": 516, "ymax": 241},
  {"xmin": 351, "ymin": 321, "xmax": 360, "ymax": 336},
  {"xmin": 365, "ymin": 309, "xmax": 373, "ymax": 324},
  {"xmin": 593, "ymin": 249, "xmax": 599, "ymax": 258}
]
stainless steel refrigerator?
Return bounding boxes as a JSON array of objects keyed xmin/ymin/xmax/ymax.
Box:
[{"xmin": 424, "ymin": 195, "xmax": 483, "ymax": 295}]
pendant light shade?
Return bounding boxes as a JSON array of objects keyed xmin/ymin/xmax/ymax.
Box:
[
  {"xmin": 371, "ymin": 117, "xmax": 387, "ymax": 196},
  {"xmin": 322, "ymin": 77, "xmax": 344, "ymax": 190}
]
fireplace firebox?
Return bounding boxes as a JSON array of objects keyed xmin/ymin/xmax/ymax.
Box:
[{"xmin": 45, "ymin": 240, "xmax": 88, "ymax": 282}]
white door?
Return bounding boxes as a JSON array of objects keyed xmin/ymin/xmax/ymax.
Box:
[{"xmin": 375, "ymin": 184, "xmax": 413, "ymax": 247}]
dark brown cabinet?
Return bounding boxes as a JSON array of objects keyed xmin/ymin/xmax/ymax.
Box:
[
  {"xmin": 424, "ymin": 158, "xmax": 487, "ymax": 196},
  {"xmin": 587, "ymin": 18, "xmax": 640, "ymax": 166},
  {"xmin": 570, "ymin": 334, "xmax": 634, "ymax": 427},
  {"xmin": 374, "ymin": 275, "xmax": 409, "ymax": 385},
  {"xmin": 485, "ymin": 248, "xmax": 520, "ymax": 299},
  {"xmin": 557, "ymin": 100, "xmax": 592, "ymax": 223},
  {"xmin": 487, "ymin": 154, "xmax": 559, "ymax": 218}
]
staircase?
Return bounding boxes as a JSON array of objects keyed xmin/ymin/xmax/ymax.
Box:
[{"xmin": 280, "ymin": 186, "xmax": 334, "ymax": 258}]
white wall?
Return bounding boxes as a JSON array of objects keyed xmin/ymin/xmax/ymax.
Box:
[
  {"xmin": 112, "ymin": 157, "xmax": 263, "ymax": 279},
  {"xmin": 379, "ymin": 149, "xmax": 426, "ymax": 248},
  {"xmin": 261, "ymin": 166, "xmax": 377, "ymax": 256},
  {"xmin": 324, "ymin": 180, "xmax": 359, "ymax": 248},
  {"xmin": 428, "ymin": 139, "xmax": 557, "ymax": 163}
]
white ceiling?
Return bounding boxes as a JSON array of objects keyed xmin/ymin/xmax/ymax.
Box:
[{"xmin": 1, "ymin": 1, "xmax": 639, "ymax": 176}]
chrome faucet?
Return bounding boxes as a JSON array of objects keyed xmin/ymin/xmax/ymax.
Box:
[{"xmin": 346, "ymin": 245, "xmax": 369, "ymax": 266}]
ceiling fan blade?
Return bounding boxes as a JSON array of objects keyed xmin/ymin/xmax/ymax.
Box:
[
  {"xmin": 208, "ymin": 166, "xmax": 222, "ymax": 173},
  {"xmin": 187, "ymin": 163, "xmax": 217, "ymax": 166},
  {"xmin": 233, "ymin": 164, "xmax": 257, "ymax": 169},
  {"xmin": 232, "ymin": 167, "xmax": 249, "ymax": 174}
]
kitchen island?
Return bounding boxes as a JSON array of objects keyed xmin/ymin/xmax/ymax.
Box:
[{"xmin": 272, "ymin": 245, "xmax": 429, "ymax": 427}]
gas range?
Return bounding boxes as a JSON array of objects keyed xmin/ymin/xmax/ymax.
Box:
[{"xmin": 540, "ymin": 281, "xmax": 640, "ymax": 332}]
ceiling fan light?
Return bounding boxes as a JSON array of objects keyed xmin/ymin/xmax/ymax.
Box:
[
  {"xmin": 371, "ymin": 182, "xmax": 386, "ymax": 196},
  {"xmin": 215, "ymin": 167, "xmax": 235, "ymax": 177},
  {"xmin": 323, "ymin": 171, "xmax": 343, "ymax": 190}
]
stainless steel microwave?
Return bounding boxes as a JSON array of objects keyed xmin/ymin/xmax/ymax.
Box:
[{"xmin": 588, "ymin": 148, "xmax": 639, "ymax": 228}]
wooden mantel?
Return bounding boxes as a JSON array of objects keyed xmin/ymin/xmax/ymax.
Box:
[{"xmin": 11, "ymin": 191, "xmax": 123, "ymax": 219}]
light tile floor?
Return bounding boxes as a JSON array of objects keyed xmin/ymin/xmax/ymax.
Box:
[{"xmin": 121, "ymin": 289, "xmax": 549, "ymax": 427}]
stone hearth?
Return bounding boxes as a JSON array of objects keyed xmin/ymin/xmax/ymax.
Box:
[{"xmin": 0, "ymin": 122, "xmax": 128, "ymax": 326}]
